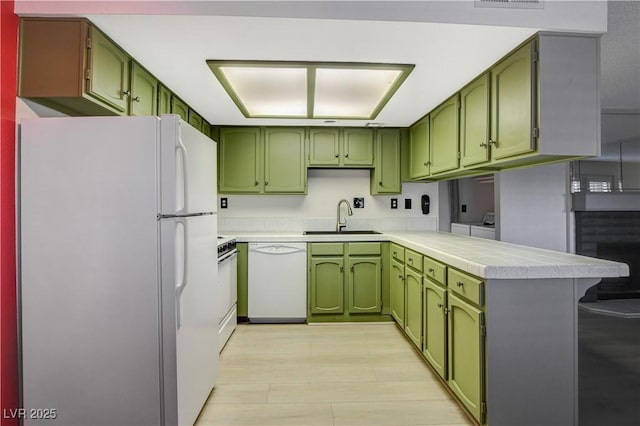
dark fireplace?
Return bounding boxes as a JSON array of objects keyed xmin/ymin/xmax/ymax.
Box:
[{"xmin": 576, "ymin": 211, "xmax": 640, "ymax": 300}]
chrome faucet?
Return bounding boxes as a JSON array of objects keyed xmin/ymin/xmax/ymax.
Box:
[{"xmin": 336, "ymin": 199, "xmax": 353, "ymax": 232}]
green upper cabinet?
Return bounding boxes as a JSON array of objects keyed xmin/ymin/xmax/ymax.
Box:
[
  {"xmin": 218, "ymin": 127, "xmax": 263, "ymax": 193},
  {"xmin": 308, "ymin": 128, "xmax": 373, "ymax": 167},
  {"xmin": 409, "ymin": 116, "xmax": 430, "ymax": 179},
  {"xmin": 404, "ymin": 266, "xmax": 423, "ymax": 349},
  {"xmin": 423, "ymin": 278, "xmax": 448, "ymax": 380},
  {"xmin": 129, "ymin": 62, "xmax": 157, "ymax": 116},
  {"xmin": 264, "ymin": 128, "xmax": 307, "ymax": 193},
  {"xmin": 188, "ymin": 109, "xmax": 203, "ymax": 131},
  {"xmin": 491, "ymin": 40, "xmax": 536, "ymax": 161},
  {"xmin": 342, "ymin": 128, "xmax": 374, "ymax": 167},
  {"xmin": 157, "ymin": 84, "xmax": 172, "ymax": 115},
  {"xmin": 86, "ymin": 26, "xmax": 130, "ymax": 115},
  {"xmin": 347, "ymin": 257, "xmax": 382, "ymax": 314},
  {"xmin": 309, "ymin": 257, "xmax": 345, "ymax": 314},
  {"xmin": 371, "ymin": 128, "xmax": 401, "ymax": 194},
  {"xmin": 460, "ymin": 73, "xmax": 491, "ymax": 167},
  {"xmin": 448, "ymin": 293, "xmax": 485, "ymax": 424},
  {"xmin": 201, "ymin": 121, "xmax": 211, "ymax": 139},
  {"xmin": 308, "ymin": 128, "xmax": 341, "ymax": 166},
  {"xmin": 429, "ymin": 94, "xmax": 460, "ymax": 175},
  {"xmin": 171, "ymin": 96, "xmax": 189, "ymax": 121},
  {"xmin": 390, "ymin": 258, "xmax": 405, "ymax": 326}
]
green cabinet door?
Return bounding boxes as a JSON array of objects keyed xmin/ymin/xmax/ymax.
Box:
[
  {"xmin": 371, "ymin": 129, "xmax": 401, "ymax": 194},
  {"xmin": 343, "ymin": 128, "xmax": 374, "ymax": 167},
  {"xmin": 157, "ymin": 84, "xmax": 171, "ymax": 115},
  {"xmin": 171, "ymin": 96, "xmax": 188, "ymax": 121},
  {"xmin": 409, "ymin": 116, "xmax": 430, "ymax": 179},
  {"xmin": 308, "ymin": 128, "xmax": 340, "ymax": 166},
  {"xmin": 310, "ymin": 257, "xmax": 344, "ymax": 314},
  {"xmin": 348, "ymin": 257, "xmax": 382, "ymax": 314},
  {"xmin": 423, "ymin": 279, "xmax": 447, "ymax": 379},
  {"xmin": 218, "ymin": 127, "xmax": 263, "ymax": 193},
  {"xmin": 491, "ymin": 40, "xmax": 536, "ymax": 161},
  {"xmin": 129, "ymin": 62, "xmax": 157, "ymax": 116},
  {"xmin": 404, "ymin": 267, "xmax": 422, "ymax": 348},
  {"xmin": 201, "ymin": 121, "xmax": 211, "ymax": 138},
  {"xmin": 460, "ymin": 73, "xmax": 490, "ymax": 167},
  {"xmin": 390, "ymin": 259, "xmax": 405, "ymax": 325},
  {"xmin": 86, "ymin": 26, "xmax": 130, "ymax": 115},
  {"xmin": 429, "ymin": 94, "xmax": 460, "ymax": 175},
  {"xmin": 448, "ymin": 293, "xmax": 485, "ymax": 424},
  {"xmin": 264, "ymin": 128, "xmax": 307, "ymax": 193},
  {"xmin": 188, "ymin": 110, "xmax": 203, "ymax": 132}
]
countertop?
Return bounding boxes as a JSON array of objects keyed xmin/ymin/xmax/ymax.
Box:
[{"xmin": 227, "ymin": 231, "xmax": 629, "ymax": 280}]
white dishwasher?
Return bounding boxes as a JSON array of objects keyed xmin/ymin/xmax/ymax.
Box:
[{"xmin": 248, "ymin": 242, "xmax": 307, "ymax": 323}]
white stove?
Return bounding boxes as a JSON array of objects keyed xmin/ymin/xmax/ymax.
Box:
[{"xmin": 217, "ymin": 235, "xmax": 237, "ymax": 352}]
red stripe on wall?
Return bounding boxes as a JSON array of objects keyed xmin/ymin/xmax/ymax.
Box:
[{"xmin": 1, "ymin": 1, "xmax": 19, "ymax": 425}]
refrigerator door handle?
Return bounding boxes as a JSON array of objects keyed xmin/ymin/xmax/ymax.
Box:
[
  {"xmin": 176, "ymin": 132, "xmax": 189, "ymax": 215},
  {"xmin": 175, "ymin": 217, "xmax": 189, "ymax": 329}
]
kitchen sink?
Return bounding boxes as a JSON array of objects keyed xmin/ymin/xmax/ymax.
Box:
[{"xmin": 303, "ymin": 230, "xmax": 382, "ymax": 235}]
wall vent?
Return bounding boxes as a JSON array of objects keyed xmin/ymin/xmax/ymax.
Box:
[{"xmin": 475, "ymin": 0, "xmax": 544, "ymax": 9}]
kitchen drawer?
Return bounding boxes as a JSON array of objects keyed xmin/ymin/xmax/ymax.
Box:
[
  {"xmin": 349, "ymin": 242, "xmax": 381, "ymax": 256},
  {"xmin": 404, "ymin": 249, "xmax": 423, "ymax": 272},
  {"xmin": 390, "ymin": 243, "xmax": 405, "ymax": 263},
  {"xmin": 448, "ymin": 268, "xmax": 484, "ymax": 307},
  {"xmin": 423, "ymin": 256, "xmax": 447, "ymax": 285},
  {"xmin": 310, "ymin": 243, "xmax": 344, "ymax": 256}
]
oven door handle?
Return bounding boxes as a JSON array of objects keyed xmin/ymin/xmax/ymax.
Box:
[{"xmin": 218, "ymin": 249, "xmax": 238, "ymax": 264}]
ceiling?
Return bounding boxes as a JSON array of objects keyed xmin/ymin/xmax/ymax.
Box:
[{"xmin": 15, "ymin": 1, "xmax": 637, "ymax": 130}]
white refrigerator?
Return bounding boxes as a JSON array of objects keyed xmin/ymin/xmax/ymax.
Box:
[{"xmin": 18, "ymin": 115, "xmax": 218, "ymax": 426}]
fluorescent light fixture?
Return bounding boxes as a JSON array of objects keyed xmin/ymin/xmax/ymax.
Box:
[{"xmin": 207, "ymin": 61, "xmax": 414, "ymax": 119}]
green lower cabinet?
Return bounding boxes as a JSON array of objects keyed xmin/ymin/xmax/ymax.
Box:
[
  {"xmin": 422, "ymin": 278, "xmax": 447, "ymax": 379},
  {"xmin": 309, "ymin": 257, "xmax": 344, "ymax": 314},
  {"xmin": 447, "ymin": 293, "xmax": 485, "ymax": 424},
  {"xmin": 348, "ymin": 257, "xmax": 382, "ymax": 313},
  {"xmin": 390, "ymin": 259, "xmax": 405, "ymax": 325},
  {"xmin": 236, "ymin": 243, "xmax": 248, "ymax": 318},
  {"xmin": 404, "ymin": 266, "xmax": 422, "ymax": 348}
]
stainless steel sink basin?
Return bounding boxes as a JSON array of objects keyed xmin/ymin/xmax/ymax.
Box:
[{"xmin": 303, "ymin": 230, "xmax": 382, "ymax": 235}]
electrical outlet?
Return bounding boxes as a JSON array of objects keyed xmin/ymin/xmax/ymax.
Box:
[
  {"xmin": 461, "ymin": 204, "xmax": 467, "ymax": 213},
  {"xmin": 353, "ymin": 197, "xmax": 364, "ymax": 208},
  {"xmin": 405, "ymin": 198, "xmax": 412, "ymax": 209},
  {"xmin": 391, "ymin": 198, "xmax": 398, "ymax": 209},
  {"xmin": 220, "ymin": 198, "xmax": 228, "ymax": 209}
]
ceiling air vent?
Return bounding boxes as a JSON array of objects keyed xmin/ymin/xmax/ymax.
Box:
[{"xmin": 475, "ymin": 0, "xmax": 543, "ymax": 9}]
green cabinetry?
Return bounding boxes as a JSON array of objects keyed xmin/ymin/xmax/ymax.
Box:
[
  {"xmin": 308, "ymin": 128, "xmax": 373, "ymax": 167},
  {"xmin": 264, "ymin": 128, "xmax": 307, "ymax": 193},
  {"xmin": 371, "ymin": 128, "xmax": 401, "ymax": 194},
  {"xmin": 129, "ymin": 62, "xmax": 158, "ymax": 116},
  {"xmin": 157, "ymin": 84, "xmax": 172, "ymax": 115},
  {"xmin": 88, "ymin": 26, "xmax": 130, "ymax": 115},
  {"xmin": 308, "ymin": 242, "xmax": 388, "ymax": 322},
  {"xmin": 404, "ymin": 250, "xmax": 423, "ymax": 348},
  {"xmin": 429, "ymin": 94, "xmax": 460, "ymax": 175},
  {"xmin": 218, "ymin": 127, "xmax": 306, "ymax": 194},
  {"xmin": 423, "ymin": 278, "xmax": 447, "ymax": 379},
  {"xmin": 390, "ymin": 259, "xmax": 405, "ymax": 325},
  {"xmin": 188, "ymin": 109, "xmax": 204, "ymax": 132},
  {"xmin": 409, "ymin": 116, "xmax": 430, "ymax": 179},
  {"xmin": 218, "ymin": 127, "xmax": 263, "ymax": 193},
  {"xmin": 171, "ymin": 96, "xmax": 189, "ymax": 121},
  {"xmin": 460, "ymin": 73, "xmax": 490, "ymax": 167}
]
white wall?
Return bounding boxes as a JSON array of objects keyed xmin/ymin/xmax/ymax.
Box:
[
  {"xmin": 218, "ymin": 169, "xmax": 439, "ymax": 233},
  {"xmin": 495, "ymin": 162, "xmax": 571, "ymax": 252}
]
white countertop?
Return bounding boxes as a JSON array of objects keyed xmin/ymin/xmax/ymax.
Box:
[{"xmin": 229, "ymin": 231, "xmax": 628, "ymax": 280}]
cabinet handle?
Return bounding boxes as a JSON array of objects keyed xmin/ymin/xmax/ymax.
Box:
[
  {"xmin": 437, "ymin": 303, "xmax": 443, "ymax": 308},
  {"xmin": 345, "ymin": 153, "xmax": 349, "ymax": 158},
  {"xmin": 379, "ymin": 181, "xmax": 383, "ymax": 186},
  {"xmin": 479, "ymin": 142, "xmax": 488, "ymax": 148},
  {"xmin": 265, "ymin": 181, "xmax": 269, "ymax": 186},
  {"xmin": 428, "ymin": 267, "xmax": 434, "ymax": 273},
  {"xmin": 408, "ymin": 258, "xmax": 413, "ymax": 263},
  {"xmin": 350, "ymin": 266, "xmax": 354, "ymax": 272},
  {"xmin": 423, "ymin": 161, "xmax": 431, "ymax": 166},
  {"xmin": 393, "ymin": 251, "xmax": 397, "ymax": 256},
  {"xmin": 254, "ymin": 181, "xmax": 259, "ymax": 186},
  {"xmin": 340, "ymin": 266, "xmax": 344, "ymax": 272},
  {"xmin": 399, "ymin": 275, "xmax": 404, "ymax": 280},
  {"xmin": 132, "ymin": 96, "xmax": 140, "ymax": 102},
  {"xmin": 488, "ymin": 139, "xmax": 497, "ymax": 147},
  {"xmin": 456, "ymin": 281, "xmax": 464, "ymax": 287},
  {"xmin": 335, "ymin": 153, "xmax": 339, "ymax": 158},
  {"xmin": 122, "ymin": 90, "xmax": 131, "ymax": 97}
]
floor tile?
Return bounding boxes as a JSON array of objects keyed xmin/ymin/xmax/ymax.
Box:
[
  {"xmin": 331, "ymin": 400, "xmax": 470, "ymax": 425},
  {"xmin": 206, "ymin": 383, "xmax": 270, "ymax": 404},
  {"xmin": 197, "ymin": 402, "xmax": 333, "ymax": 425}
]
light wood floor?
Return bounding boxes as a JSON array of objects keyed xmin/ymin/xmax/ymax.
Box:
[{"xmin": 196, "ymin": 323, "xmax": 473, "ymax": 426}]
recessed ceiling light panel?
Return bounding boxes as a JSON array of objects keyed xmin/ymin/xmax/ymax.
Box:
[{"xmin": 207, "ymin": 60, "xmax": 414, "ymax": 120}]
